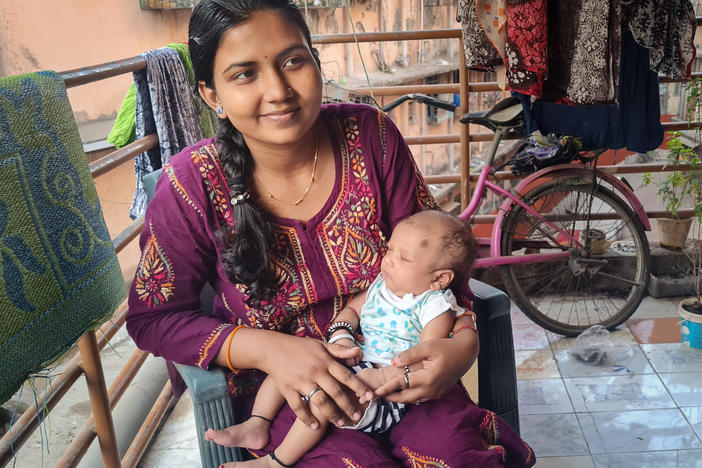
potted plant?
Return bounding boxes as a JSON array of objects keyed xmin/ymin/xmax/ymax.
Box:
[
  {"xmin": 642, "ymin": 133, "xmax": 698, "ymax": 248},
  {"xmin": 651, "ymin": 77, "xmax": 702, "ymax": 344}
]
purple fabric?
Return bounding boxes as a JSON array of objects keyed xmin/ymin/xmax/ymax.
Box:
[
  {"xmin": 250, "ymin": 385, "xmax": 534, "ymax": 467},
  {"xmin": 126, "ymin": 103, "xmax": 534, "ymax": 466}
]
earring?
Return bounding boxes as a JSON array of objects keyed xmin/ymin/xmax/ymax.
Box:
[
  {"xmin": 216, "ymin": 106, "xmax": 223, "ymax": 115},
  {"xmin": 286, "ymin": 87, "xmax": 294, "ymax": 97}
]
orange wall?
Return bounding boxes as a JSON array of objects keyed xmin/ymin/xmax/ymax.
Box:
[{"xmin": 0, "ymin": 1, "xmax": 192, "ymax": 123}]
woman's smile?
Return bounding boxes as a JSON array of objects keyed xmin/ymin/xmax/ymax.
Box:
[{"xmin": 260, "ymin": 107, "xmax": 300, "ymax": 124}]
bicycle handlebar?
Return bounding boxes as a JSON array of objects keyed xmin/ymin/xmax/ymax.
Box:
[{"xmin": 380, "ymin": 94, "xmax": 457, "ymax": 113}]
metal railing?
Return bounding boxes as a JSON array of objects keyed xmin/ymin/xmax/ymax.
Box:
[{"xmin": 3, "ymin": 21, "xmax": 701, "ymax": 468}]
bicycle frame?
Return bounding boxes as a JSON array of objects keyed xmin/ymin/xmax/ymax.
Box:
[
  {"xmin": 458, "ymin": 163, "xmax": 577, "ymax": 269},
  {"xmin": 456, "ymin": 131, "xmax": 652, "ymax": 270}
]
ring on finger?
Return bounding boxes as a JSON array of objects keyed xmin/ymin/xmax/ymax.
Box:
[
  {"xmin": 415, "ymin": 399, "xmax": 421, "ymax": 406},
  {"xmin": 301, "ymin": 386, "xmax": 322, "ymax": 403},
  {"xmin": 403, "ymin": 366, "xmax": 410, "ymax": 389}
]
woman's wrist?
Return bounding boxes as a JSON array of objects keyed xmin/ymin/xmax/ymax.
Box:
[{"xmin": 215, "ymin": 327, "xmax": 283, "ymax": 372}]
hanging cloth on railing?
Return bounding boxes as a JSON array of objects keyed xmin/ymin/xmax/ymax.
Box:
[
  {"xmin": 129, "ymin": 47, "xmax": 202, "ymax": 219},
  {"xmin": 624, "ymin": 0, "xmax": 696, "ymax": 80},
  {"xmin": 514, "ymin": 30, "xmax": 663, "ymax": 153},
  {"xmin": 456, "ymin": 0, "xmax": 623, "ymax": 104},
  {"xmin": 504, "ymin": 0, "xmax": 548, "ymax": 98},
  {"xmin": 456, "ymin": 0, "xmax": 504, "ymax": 70}
]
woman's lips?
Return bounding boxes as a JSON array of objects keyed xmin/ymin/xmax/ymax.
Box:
[{"xmin": 260, "ymin": 107, "xmax": 298, "ymax": 123}]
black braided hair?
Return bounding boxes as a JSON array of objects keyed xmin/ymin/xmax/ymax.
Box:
[{"xmin": 189, "ymin": 0, "xmax": 319, "ymax": 305}]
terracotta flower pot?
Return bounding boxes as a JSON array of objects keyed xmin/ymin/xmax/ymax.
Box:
[{"xmin": 658, "ymin": 217, "xmax": 693, "ymax": 249}]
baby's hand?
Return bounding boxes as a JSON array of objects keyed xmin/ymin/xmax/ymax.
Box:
[{"xmin": 335, "ymin": 338, "xmax": 361, "ymax": 366}]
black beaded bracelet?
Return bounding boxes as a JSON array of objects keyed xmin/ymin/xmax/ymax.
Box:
[{"xmin": 326, "ymin": 321, "xmax": 354, "ymax": 341}]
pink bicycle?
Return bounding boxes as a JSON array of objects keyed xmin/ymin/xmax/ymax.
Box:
[
  {"xmin": 456, "ymin": 97, "xmax": 651, "ymax": 336},
  {"xmin": 337, "ymin": 86, "xmax": 652, "ymax": 336}
]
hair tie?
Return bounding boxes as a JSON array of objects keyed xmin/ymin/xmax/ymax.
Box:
[
  {"xmin": 231, "ymin": 190, "xmax": 250, "ymax": 205},
  {"xmin": 229, "ymin": 176, "xmax": 250, "ymax": 205}
]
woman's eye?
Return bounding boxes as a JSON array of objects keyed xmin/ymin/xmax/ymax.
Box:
[
  {"xmin": 232, "ymin": 70, "xmax": 255, "ymax": 81},
  {"xmin": 283, "ymin": 57, "xmax": 304, "ymax": 69}
]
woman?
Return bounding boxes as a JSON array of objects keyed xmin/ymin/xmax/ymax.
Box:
[{"xmin": 126, "ymin": 0, "xmax": 535, "ymax": 466}]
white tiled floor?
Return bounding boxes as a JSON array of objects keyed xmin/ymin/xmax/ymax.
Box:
[{"xmin": 517, "ymin": 297, "xmax": 702, "ymax": 468}]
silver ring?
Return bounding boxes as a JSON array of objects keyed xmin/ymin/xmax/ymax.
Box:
[
  {"xmin": 403, "ymin": 366, "xmax": 410, "ymax": 389},
  {"xmin": 301, "ymin": 386, "xmax": 322, "ymax": 403},
  {"xmin": 415, "ymin": 400, "xmax": 421, "ymax": 406}
]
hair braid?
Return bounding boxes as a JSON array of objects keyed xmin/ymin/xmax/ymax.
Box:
[{"xmin": 216, "ymin": 118, "xmax": 275, "ymax": 306}]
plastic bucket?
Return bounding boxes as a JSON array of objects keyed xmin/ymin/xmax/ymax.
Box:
[{"xmin": 680, "ymin": 298, "xmax": 702, "ymax": 349}]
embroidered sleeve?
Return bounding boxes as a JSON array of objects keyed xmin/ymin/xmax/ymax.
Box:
[{"xmin": 126, "ymin": 152, "xmax": 233, "ymax": 369}]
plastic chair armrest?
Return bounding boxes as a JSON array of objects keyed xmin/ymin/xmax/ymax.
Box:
[
  {"xmin": 469, "ymin": 279, "xmax": 520, "ymax": 434},
  {"xmin": 173, "ymin": 363, "xmax": 245, "ymax": 468}
]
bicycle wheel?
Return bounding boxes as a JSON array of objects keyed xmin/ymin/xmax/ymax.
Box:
[{"xmin": 499, "ymin": 180, "xmax": 650, "ymax": 336}]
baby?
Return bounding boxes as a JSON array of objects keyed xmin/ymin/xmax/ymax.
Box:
[{"xmin": 205, "ymin": 210, "xmax": 477, "ymax": 467}]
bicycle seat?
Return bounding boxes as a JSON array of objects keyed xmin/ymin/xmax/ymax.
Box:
[{"xmin": 460, "ymin": 96, "xmax": 525, "ymax": 132}]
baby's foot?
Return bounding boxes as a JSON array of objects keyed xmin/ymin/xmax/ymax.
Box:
[{"xmin": 204, "ymin": 416, "xmax": 271, "ymax": 449}]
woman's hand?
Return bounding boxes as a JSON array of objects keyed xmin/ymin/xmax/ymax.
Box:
[
  {"xmin": 374, "ymin": 332, "xmax": 478, "ymax": 404},
  {"xmin": 261, "ymin": 334, "xmax": 374, "ymax": 429}
]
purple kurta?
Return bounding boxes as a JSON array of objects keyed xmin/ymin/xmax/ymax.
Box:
[{"xmin": 126, "ymin": 103, "xmax": 534, "ymax": 467}]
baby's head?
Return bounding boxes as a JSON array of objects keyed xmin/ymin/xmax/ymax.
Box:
[{"xmin": 381, "ymin": 210, "xmax": 476, "ymax": 297}]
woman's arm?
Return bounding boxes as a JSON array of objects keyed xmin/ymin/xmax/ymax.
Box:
[{"xmin": 213, "ymin": 326, "xmax": 372, "ymax": 428}]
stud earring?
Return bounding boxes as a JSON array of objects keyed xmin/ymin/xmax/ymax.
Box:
[
  {"xmin": 287, "ymin": 88, "xmax": 294, "ymax": 97},
  {"xmin": 216, "ymin": 106, "xmax": 223, "ymax": 115}
]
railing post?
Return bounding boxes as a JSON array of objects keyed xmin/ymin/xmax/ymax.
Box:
[
  {"xmin": 458, "ymin": 38, "xmax": 470, "ymax": 210},
  {"xmin": 78, "ymin": 331, "xmax": 121, "ymax": 468}
]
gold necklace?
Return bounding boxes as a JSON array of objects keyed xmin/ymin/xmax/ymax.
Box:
[{"xmin": 260, "ymin": 137, "xmax": 319, "ymax": 206}]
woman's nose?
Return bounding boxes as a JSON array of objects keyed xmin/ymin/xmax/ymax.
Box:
[{"xmin": 263, "ymin": 70, "xmax": 291, "ymax": 101}]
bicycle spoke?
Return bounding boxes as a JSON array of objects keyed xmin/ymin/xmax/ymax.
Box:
[
  {"xmin": 500, "ymin": 181, "xmax": 650, "ymax": 336},
  {"xmin": 591, "ymin": 270, "xmax": 643, "ymax": 287}
]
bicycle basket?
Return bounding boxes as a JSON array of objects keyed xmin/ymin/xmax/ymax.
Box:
[{"xmin": 509, "ymin": 134, "xmax": 582, "ymax": 176}]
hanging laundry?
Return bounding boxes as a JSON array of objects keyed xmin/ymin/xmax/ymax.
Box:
[
  {"xmin": 564, "ymin": 0, "xmax": 621, "ymax": 104},
  {"xmin": 514, "ymin": 30, "xmax": 663, "ymax": 153},
  {"xmin": 456, "ymin": 0, "xmax": 504, "ymax": 70},
  {"xmin": 504, "ymin": 0, "xmax": 547, "ymax": 98},
  {"xmin": 129, "ymin": 47, "xmax": 202, "ymax": 219},
  {"xmin": 624, "ymin": 0, "xmax": 696, "ymax": 79},
  {"xmin": 457, "ymin": 0, "xmax": 629, "ymax": 104},
  {"xmin": 108, "ymin": 43, "xmax": 216, "ymax": 150}
]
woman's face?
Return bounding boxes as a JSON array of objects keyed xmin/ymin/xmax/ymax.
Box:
[{"xmin": 201, "ymin": 10, "xmax": 323, "ymax": 148}]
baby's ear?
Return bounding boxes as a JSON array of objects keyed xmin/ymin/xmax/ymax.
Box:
[{"xmin": 430, "ymin": 269, "xmax": 454, "ymax": 290}]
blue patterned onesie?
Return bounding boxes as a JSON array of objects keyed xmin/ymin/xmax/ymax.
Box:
[{"xmin": 345, "ymin": 273, "xmax": 463, "ymax": 433}]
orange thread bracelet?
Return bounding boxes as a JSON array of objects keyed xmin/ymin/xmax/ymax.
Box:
[
  {"xmin": 225, "ymin": 325, "xmax": 246, "ymax": 372},
  {"xmin": 449, "ymin": 325, "xmax": 477, "ymax": 338}
]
